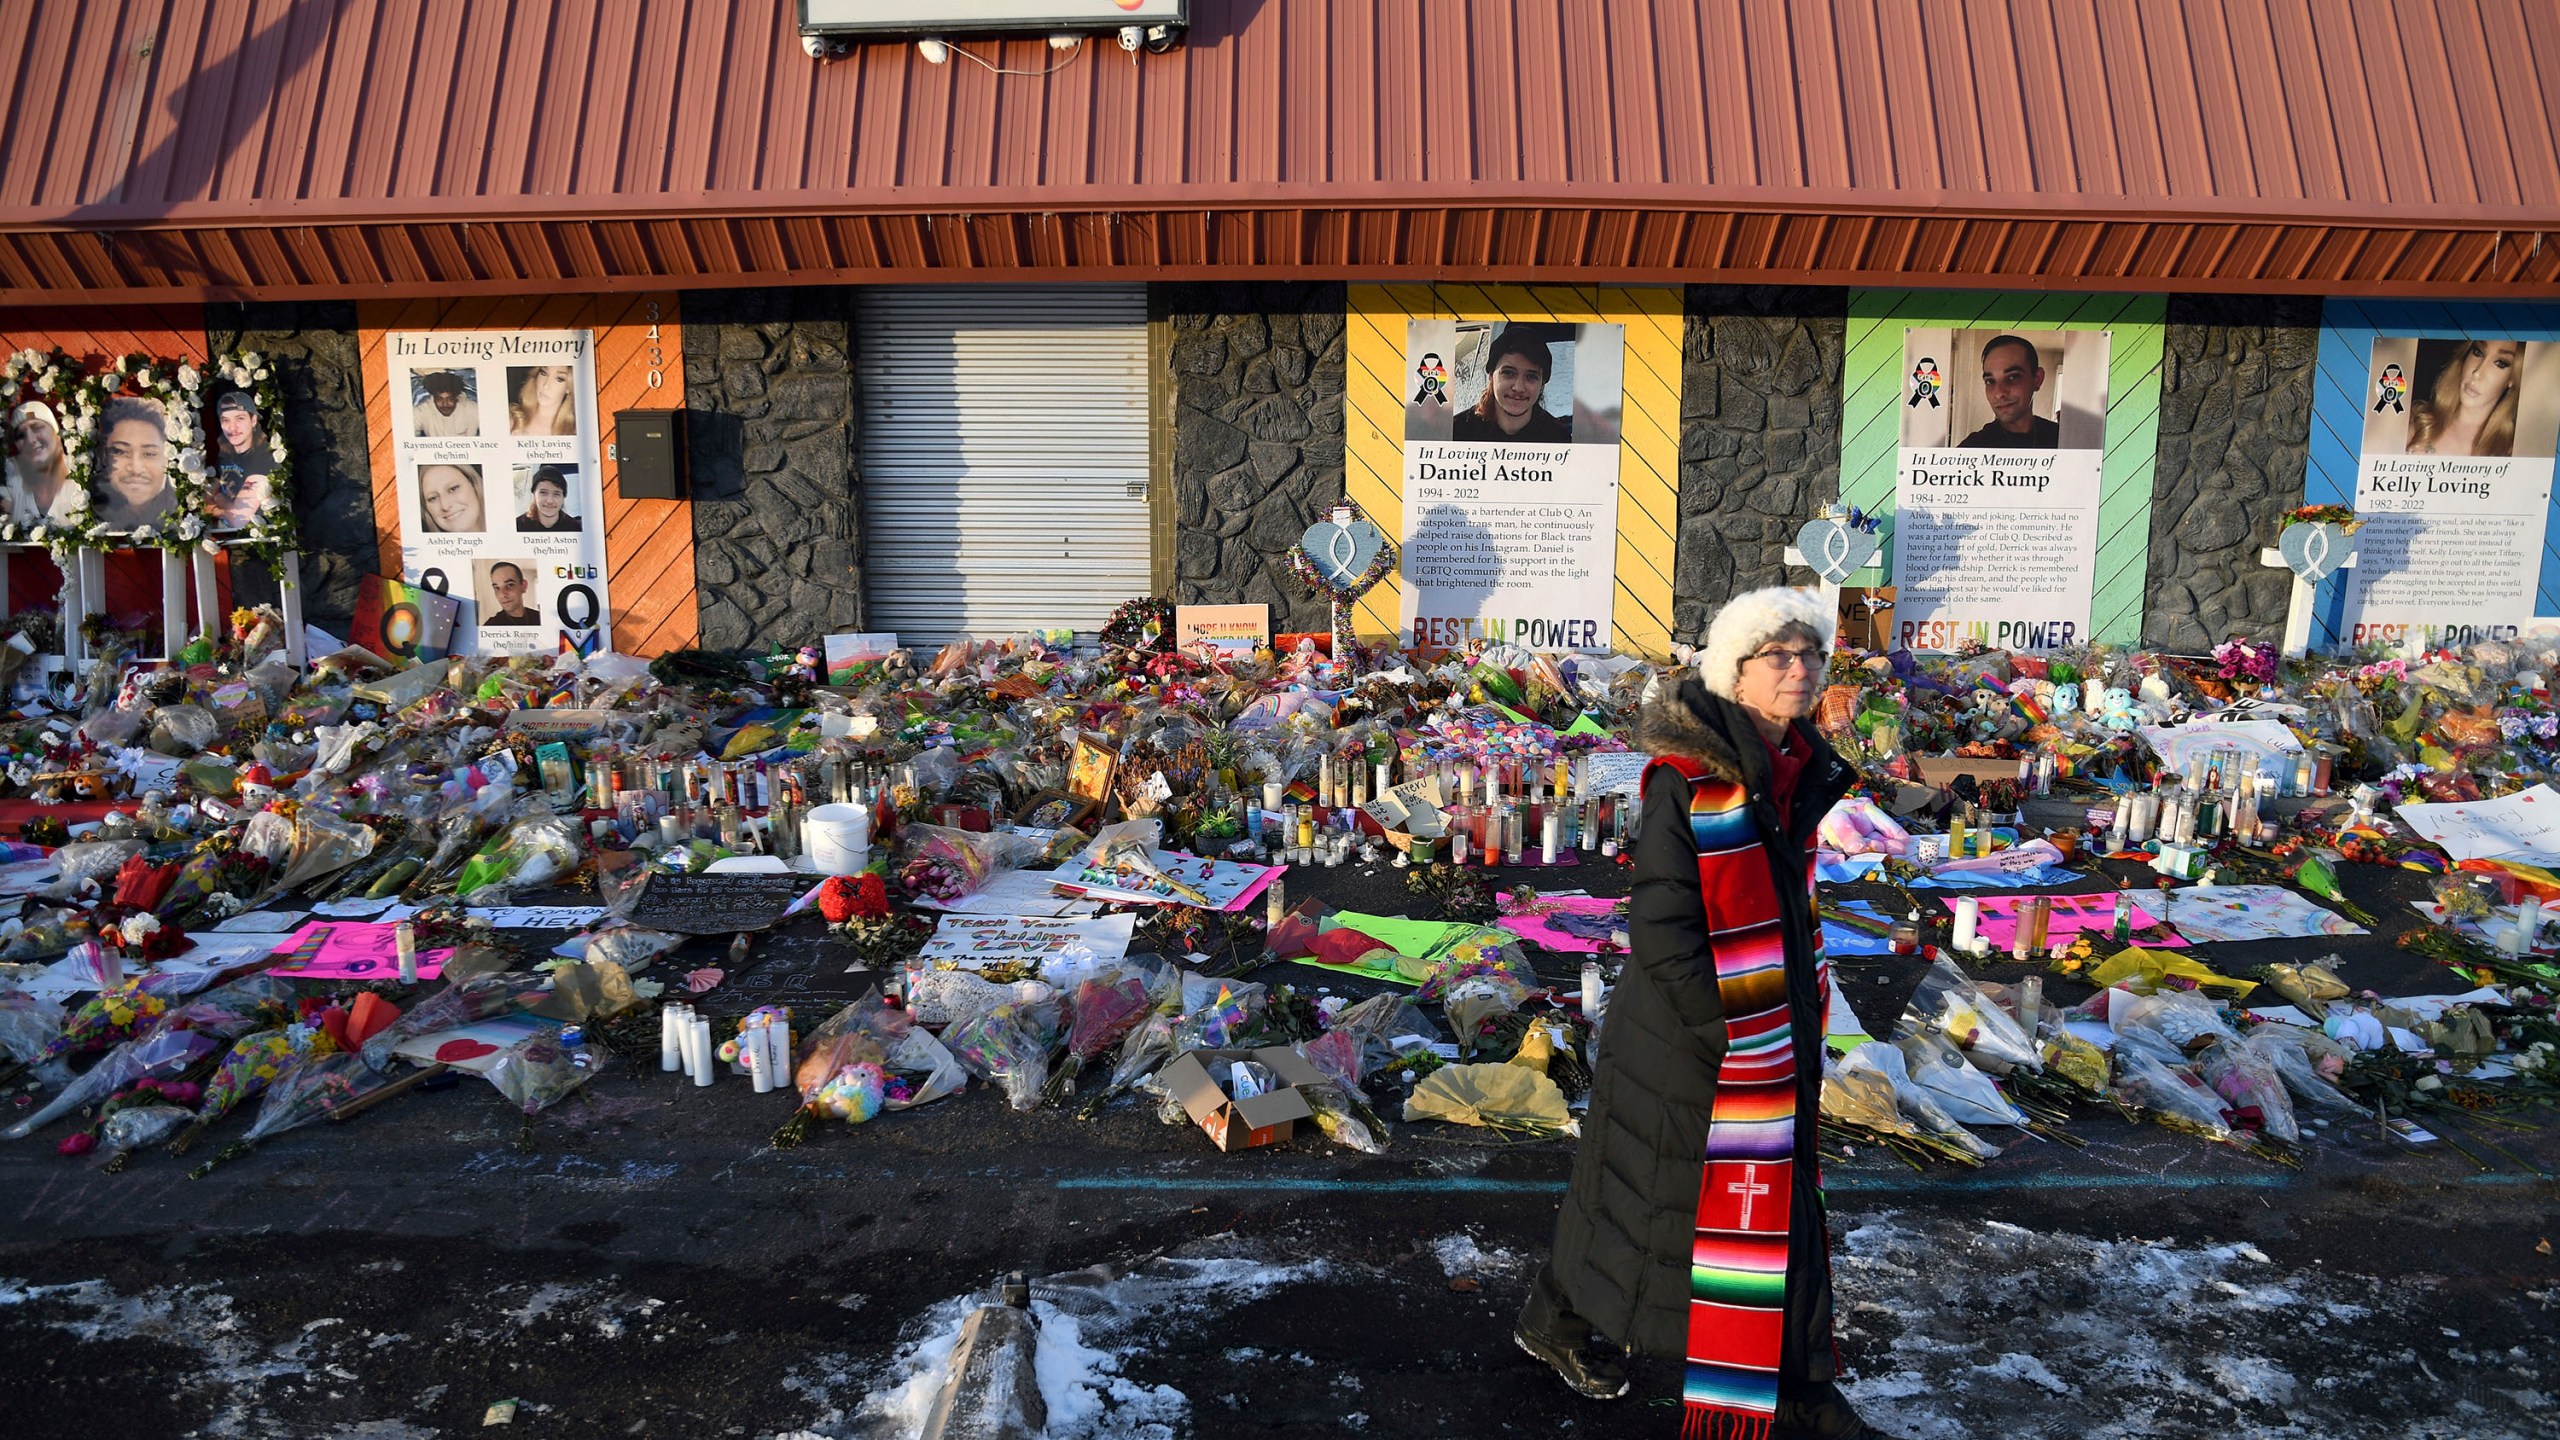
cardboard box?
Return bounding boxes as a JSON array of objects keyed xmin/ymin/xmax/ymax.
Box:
[{"xmin": 1158, "ymin": 1046, "xmax": 1325, "ymax": 1152}]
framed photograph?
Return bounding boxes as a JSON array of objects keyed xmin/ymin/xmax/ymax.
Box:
[
  {"xmin": 1068, "ymin": 736, "xmax": 1118, "ymax": 803},
  {"xmin": 1012, "ymin": 790, "xmax": 1100, "ymax": 832}
]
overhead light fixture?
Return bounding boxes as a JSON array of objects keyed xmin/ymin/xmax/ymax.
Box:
[{"xmin": 916, "ymin": 37, "xmax": 949, "ymax": 64}]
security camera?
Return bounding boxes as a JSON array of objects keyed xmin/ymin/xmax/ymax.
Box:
[
  {"xmin": 916, "ymin": 37, "xmax": 950, "ymax": 64},
  {"xmin": 801, "ymin": 32, "xmax": 827, "ymax": 58},
  {"xmin": 1118, "ymin": 24, "xmax": 1143, "ymax": 52},
  {"xmin": 800, "ymin": 32, "xmax": 849, "ymax": 60},
  {"xmin": 1143, "ymin": 24, "xmax": 1184, "ymax": 54}
]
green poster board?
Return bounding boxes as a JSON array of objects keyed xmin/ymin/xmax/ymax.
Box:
[{"xmin": 1840, "ymin": 291, "xmax": 2166, "ymax": 649}]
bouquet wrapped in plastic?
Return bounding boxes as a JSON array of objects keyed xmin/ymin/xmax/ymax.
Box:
[
  {"xmin": 2238, "ymin": 1026, "xmax": 2359, "ymax": 1112},
  {"xmin": 453, "ymin": 805, "xmax": 585, "ymax": 900},
  {"xmin": 1835, "ymin": 1042, "xmax": 1999, "ymax": 1161},
  {"xmin": 944, "ymin": 999, "xmax": 1061, "ymax": 1111},
  {"xmin": 0, "ymin": 985, "xmax": 65, "ymax": 1065},
  {"xmin": 2109, "ymin": 1050, "xmax": 2235, "ymax": 1143},
  {"xmin": 268, "ymin": 809, "xmax": 380, "ymax": 896},
  {"xmin": 895, "ymin": 825, "xmax": 1004, "ymax": 902},
  {"xmin": 1895, "ymin": 1033, "xmax": 2034, "ymax": 1129},
  {"xmin": 1898, "ymin": 958, "xmax": 2041, "ymax": 1072},
  {"xmin": 168, "ymin": 1023, "xmax": 341, "ymax": 1155},
  {"xmin": 772, "ymin": 990, "xmax": 968, "ymax": 1147},
  {"xmin": 1042, "ymin": 962, "xmax": 1156, "ymax": 1106},
  {"xmin": 486, "ymin": 1028, "xmax": 610, "ymax": 1141},
  {"xmin": 37, "ymin": 969, "xmax": 220, "ymax": 1062},
  {"xmin": 2196, "ymin": 1038, "xmax": 2300, "ymax": 1144},
  {"xmin": 1820, "ymin": 1054, "xmax": 1973, "ymax": 1167}
]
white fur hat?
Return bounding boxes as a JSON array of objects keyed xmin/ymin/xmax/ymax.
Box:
[{"xmin": 1697, "ymin": 586, "xmax": 1836, "ymax": 701}]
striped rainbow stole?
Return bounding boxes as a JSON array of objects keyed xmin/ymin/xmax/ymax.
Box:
[{"xmin": 1652, "ymin": 757, "xmax": 1827, "ymax": 1440}]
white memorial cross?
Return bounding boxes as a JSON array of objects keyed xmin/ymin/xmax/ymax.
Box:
[{"xmin": 2258, "ymin": 544, "xmax": 2357, "ymax": 660}]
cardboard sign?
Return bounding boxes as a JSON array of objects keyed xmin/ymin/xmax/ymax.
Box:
[{"xmin": 1174, "ymin": 604, "xmax": 1270, "ymax": 657}]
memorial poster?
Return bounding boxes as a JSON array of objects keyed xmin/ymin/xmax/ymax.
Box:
[
  {"xmin": 2337, "ymin": 336, "xmax": 2560, "ymax": 652},
  {"xmin": 388, "ymin": 330, "xmax": 611, "ymax": 657},
  {"xmin": 1891, "ymin": 328, "xmax": 2111, "ymax": 652},
  {"xmin": 1397, "ymin": 320, "xmax": 1622, "ymax": 652}
]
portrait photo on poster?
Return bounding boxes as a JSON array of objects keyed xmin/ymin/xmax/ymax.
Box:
[
  {"xmin": 506, "ymin": 363, "xmax": 579, "ymax": 438},
  {"xmin": 409, "ymin": 368, "xmax": 481, "ymax": 439},
  {"xmin": 416, "ymin": 461, "xmax": 488, "ymax": 534},
  {"xmin": 513, "ymin": 463, "xmax": 583, "ymax": 532},
  {"xmin": 1403, "ymin": 320, "xmax": 1624, "ymax": 446},
  {"xmin": 2360, "ymin": 336, "xmax": 2560, "ymax": 461},
  {"xmin": 1900, "ymin": 328, "xmax": 2110, "ymax": 451},
  {"xmin": 204, "ymin": 388, "xmax": 277, "ymax": 531},
  {"xmin": 4, "ymin": 396, "xmax": 79, "ymax": 527},
  {"xmin": 88, "ymin": 393, "xmax": 184, "ymax": 533},
  {"xmin": 474, "ymin": 558, "xmax": 541, "ymax": 629}
]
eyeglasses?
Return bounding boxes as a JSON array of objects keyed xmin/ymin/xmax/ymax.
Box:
[{"xmin": 1747, "ymin": 647, "xmax": 1828, "ymax": 672}]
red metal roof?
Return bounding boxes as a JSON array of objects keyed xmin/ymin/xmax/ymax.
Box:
[{"xmin": 2, "ymin": 0, "xmax": 2555, "ymax": 301}]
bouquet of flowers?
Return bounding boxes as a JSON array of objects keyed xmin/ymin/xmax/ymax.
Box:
[
  {"xmin": 896, "ymin": 825, "xmax": 997, "ymax": 903},
  {"xmin": 944, "ymin": 999, "xmax": 1061, "ymax": 1111},
  {"xmin": 167, "ymin": 1023, "xmax": 339, "ymax": 1155},
  {"xmin": 2213, "ymin": 636, "xmax": 2280, "ymax": 687},
  {"xmin": 1041, "ymin": 963, "xmax": 1155, "ymax": 1106}
]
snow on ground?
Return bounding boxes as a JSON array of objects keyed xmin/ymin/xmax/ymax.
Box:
[
  {"xmin": 1835, "ymin": 1212, "xmax": 2554, "ymax": 1440},
  {"xmin": 1428, "ymin": 1231, "xmax": 1524, "ymax": 1278},
  {"xmin": 837, "ymin": 1247, "xmax": 1332, "ymax": 1440}
]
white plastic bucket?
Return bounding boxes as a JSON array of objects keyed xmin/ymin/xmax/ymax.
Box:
[{"xmin": 805, "ymin": 802, "xmax": 873, "ymax": 876}]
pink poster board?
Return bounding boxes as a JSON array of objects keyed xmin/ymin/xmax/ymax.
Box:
[
  {"xmin": 1973, "ymin": 894, "xmax": 2186, "ymax": 950},
  {"xmin": 266, "ymin": 922, "xmax": 457, "ymax": 981},
  {"xmin": 1495, "ymin": 895, "xmax": 1627, "ymax": 954}
]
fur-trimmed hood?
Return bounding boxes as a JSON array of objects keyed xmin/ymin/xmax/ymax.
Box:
[
  {"xmin": 1696, "ymin": 585, "xmax": 1836, "ymax": 702},
  {"xmin": 1635, "ymin": 678, "xmax": 1750, "ymax": 784}
]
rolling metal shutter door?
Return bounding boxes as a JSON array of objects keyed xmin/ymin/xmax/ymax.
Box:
[{"xmin": 859, "ymin": 286, "xmax": 1153, "ymax": 647}]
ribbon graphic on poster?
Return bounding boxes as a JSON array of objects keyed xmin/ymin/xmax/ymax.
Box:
[{"xmin": 388, "ymin": 330, "xmax": 612, "ymax": 657}]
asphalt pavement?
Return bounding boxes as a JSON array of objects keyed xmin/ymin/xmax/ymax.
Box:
[{"xmin": 1, "ymin": 839, "xmax": 2556, "ymax": 1439}]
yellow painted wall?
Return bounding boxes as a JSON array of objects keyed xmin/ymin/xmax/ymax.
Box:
[{"xmin": 1346, "ymin": 284, "xmax": 1684, "ymax": 659}]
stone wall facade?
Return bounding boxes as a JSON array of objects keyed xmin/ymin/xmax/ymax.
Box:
[
  {"xmin": 1163, "ymin": 282, "xmax": 1348, "ymax": 635},
  {"xmin": 204, "ymin": 301, "xmax": 375, "ymax": 632},
  {"xmin": 1672, "ymin": 287, "xmax": 1847, "ymax": 644},
  {"xmin": 2141, "ymin": 295, "xmax": 2324, "ymax": 653},
  {"xmin": 681, "ymin": 287, "xmax": 865, "ymax": 652}
]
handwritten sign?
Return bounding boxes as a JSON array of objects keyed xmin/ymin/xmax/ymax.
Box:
[
  {"xmin": 627, "ymin": 873, "xmax": 811, "ymax": 935},
  {"xmin": 266, "ymin": 922, "xmax": 457, "ymax": 981},
  {"xmin": 1581, "ymin": 752, "xmax": 1650, "ymax": 798},
  {"xmin": 913, "ymin": 913, "xmax": 1137, "ymax": 972},
  {"xmin": 2396, "ymin": 784, "xmax": 2560, "ymax": 864},
  {"xmin": 1972, "ymin": 894, "xmax": 2184, "ymax": 950}
]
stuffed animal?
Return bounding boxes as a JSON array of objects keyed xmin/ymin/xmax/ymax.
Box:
[{"xmin": 2098, "ymin": 687, "xmax": 2143, "ymax": 731}]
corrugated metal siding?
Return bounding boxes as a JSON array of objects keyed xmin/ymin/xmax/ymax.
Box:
[
  {"xmin": 0, "ymin": 1, "xmax": 2554, "ymax": 297},
  {"xmin": 857, "ymin": 286, "xmax": 1152, "ymax": 646}
]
